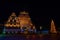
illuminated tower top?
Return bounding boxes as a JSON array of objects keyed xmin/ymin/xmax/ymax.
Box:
[{"xmin": 50, "ymin": 19, "xmax": 57, "ymax": 33}]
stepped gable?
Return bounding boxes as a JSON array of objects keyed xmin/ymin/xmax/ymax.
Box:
[{"xmin": 4, "ymin": 12, "xmax": 20, "ymax": 27}]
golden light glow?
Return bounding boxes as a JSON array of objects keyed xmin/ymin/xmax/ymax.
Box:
[
  {"xmin": 4, "ymin": 11, "xmax": 58, "ymax": 34},
  {"xmin": 50, "ymin": 20, "xmax": 57, "ymax": 33},
  {"xmin": 4, "ymin": 11, "xmax": 36, "ymax": 34},
  {"xmin": 4, "ymin": 12, "xmax": 20, "ymax": 28},
  {"xmin": 18, "ymin": 11, "xmax": 35, "ymax": 30}
]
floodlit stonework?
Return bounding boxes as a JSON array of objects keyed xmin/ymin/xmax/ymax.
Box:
[
  {"xmin": 4, "ymin": 11, "xmax": 36, "ymax": 34},
  {"xmin": 50, "ymin": 20, "xmax": 57, "ymax": 33}
]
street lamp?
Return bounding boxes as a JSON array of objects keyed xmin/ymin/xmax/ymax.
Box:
[{"xmin": 40, "ymin": 26, "xmax": 42, "ymax": 34}]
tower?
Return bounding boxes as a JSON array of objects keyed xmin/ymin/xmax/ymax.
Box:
[
  {"xmin": 4, "ymin": 12, "xmax": 20, "ymax": 34},
  {"xmin": 50, "ymin": 20, "xmax": 57, "ymax": 33},
  {"xmin": 18, "ymin": 11, "xmax": 36, "ymax": 34}
]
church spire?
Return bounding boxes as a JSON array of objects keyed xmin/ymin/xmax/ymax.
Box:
[{"xmin": 50, "ymin": 19, "xmax": 57, "ymax": 33}]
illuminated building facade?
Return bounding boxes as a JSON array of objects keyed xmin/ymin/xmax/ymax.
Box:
[
  {"xmin": 0, "ymin": 11, "xmax": 58, "ymax": 35},
  {"xmin": 4, "ymin": 11, "xmax": 36, "ymax": 34},
  {"xmin": 18, "ymin": 11, "xmax": 36, "ymax": 34},
  {"xmin": 4, "ymin": 12, "xmax": 20, "ymax": 34}
]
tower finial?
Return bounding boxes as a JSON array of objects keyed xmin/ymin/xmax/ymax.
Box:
[{"xmin": 50, "ymin": 19, "xmax": 57, "ymax": 33}]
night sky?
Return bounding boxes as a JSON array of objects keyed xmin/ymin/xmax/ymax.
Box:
[{"xmin": 0, "ymin": 1, "xmax": 60, "ymax": 30}]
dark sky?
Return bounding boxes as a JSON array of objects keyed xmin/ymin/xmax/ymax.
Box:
[{"xmin": 0, "ymin": 1, "xmax": 60, "ymax": 30}]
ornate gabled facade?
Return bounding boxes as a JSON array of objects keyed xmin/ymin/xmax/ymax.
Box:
[
  {"xmin": 4, "ymin": 11, "xmax": 36, "ymax": 34},
  {"xmin": 5, "ymin": 12, "xmax": 20, "ymax": 27},
  {"xmin": 1, "ymin": 11, "xmax": 58, "ymax": 35},
  {"xmin": 4, "ymin": 12, "xmax": 20, "ymax": 34},
  {"xmin": 50, "ymin": 20, "xmax": 57, "ymax": 33}
]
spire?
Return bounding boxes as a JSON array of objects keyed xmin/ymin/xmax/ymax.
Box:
[{"xmin": 50, "ymin": 19, "xmax": 57, "ymax": 33}]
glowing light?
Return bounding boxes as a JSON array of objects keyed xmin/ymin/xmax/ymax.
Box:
[
  {"xmin": 4, "ymin": 11, "xmax": 36, "ymax": 34},
  {"xmin": 4, "ymin": 12, "xmax": 20, "ymax": 28},
  {"xmin": 50, "ymin": 20, "xmax": 57, "ymax": 33},
  {"xmin": 40, "ymin": 26, "xmax": 42, "ymax": 30}
]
